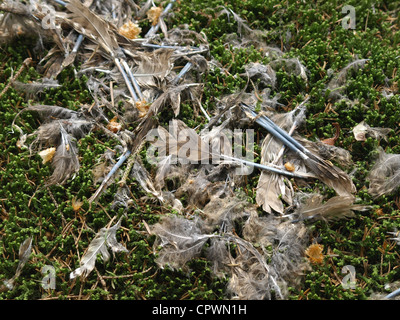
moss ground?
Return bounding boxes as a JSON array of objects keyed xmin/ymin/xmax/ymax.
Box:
[{"xmin": 1, "ymin": 0, "xmax": 400, "ymax": 300}]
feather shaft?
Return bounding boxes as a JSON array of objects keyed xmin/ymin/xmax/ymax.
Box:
[
  {"xmin": 89, "ymin": 150, "xmax": 131, "ymax": 203},
  {"xmin": 171, "ymin": 62, "xmax": 193, "ymax": 85}
]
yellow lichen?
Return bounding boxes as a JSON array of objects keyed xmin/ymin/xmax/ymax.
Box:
[
  {"xmin": 118, "ymin": 21, "xmax": 141, "ymax": 40},
  {"xmin": 136, "ymin": 100, "xmax": 151, "ymax": 118},
  {"xmin": 107, "ymin": 116, "xmax": 122, "ymax": 133},
  {"xmin": 38, "ymin": 147, "xmax": 56, "ymax": 164},
  {"xmin": 71, "ymin": 197, "xmax": 84, "ymax": 212},
  {"xmin": 147, "ymin": 7, "xmax": 162, "ymax": 26},
  {"xmin": 305, "ymin": 243, "xmax": 324, "ymax": 264}
]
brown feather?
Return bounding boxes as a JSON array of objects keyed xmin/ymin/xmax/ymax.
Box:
[{"xmin": 65, "ymin": 0, "xmax": 120, "ymax": 58}]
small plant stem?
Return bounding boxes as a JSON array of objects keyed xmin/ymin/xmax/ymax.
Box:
[{"xmin": 0, "ymin": 58, "xmax": 32, "ymax": 98}]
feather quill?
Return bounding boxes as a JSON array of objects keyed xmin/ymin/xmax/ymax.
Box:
[
  {"xmin": 255, "ymin": 107, "xmax": 304, "ymax": 214},
  {"xmin": 149, "ymin": 119, "xmax": 309, "ymax": 178},
  {"xmin": 243, "ymin": 104, "xmax": 356, "ymax": 196}
]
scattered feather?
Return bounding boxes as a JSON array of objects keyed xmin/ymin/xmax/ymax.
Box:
[
  {"xmin": 12, "ymin": 78, "xmax": 61, "ymax": 96},
  {"xmin": 46, "ymin": 124, "xmax": 80, "ymax": 186},
  {"xmin": 256, "ymin": 104, "xmax": 306, "ymax": 214},
  {"xmin": 151, "ymin": 215, "xmax": 213, "ymax": 270},
  {"xmin": 269, "ymin": 58, "xmax": 308, "ymax": 82},
  {"xmin": 292, "ymin": 193, "xmax": 371, "ymax": 222},
  {"xmin": 295, "ymin": 134, "xmax": 353, "ymax": 169},
  {"xmin": 65, "ymin": 0, "xmax": 120, "ymax": 59},
  {"xmin": 368, "ymin": 148, "xmax": 400, "ymax": 198},
  {"xmin": 2, "ymin": 237, "xmax": 33, "ymax": 291},
  {"xmin": 327, "ymin": 59, "xmax": 369, "ymax": 100},
  {"xmin": 353, "ymin": 120, "xmax": 391, "ymax": 142},
  {"xmin": 132, "ymin": 49, "xmax": 174, "ymax": 89},
  {"xmin": 130, "ymin": 157, "xmax": 164, "ymax": 202},
  {"xmin": 243, "ymin": 62, "xmax": 277, "ymax": 88},
  {"xmin": 70, "ymin": 217, "xmax": 128, "ymax": 279}
]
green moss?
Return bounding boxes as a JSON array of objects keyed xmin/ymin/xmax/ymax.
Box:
[{"xmin": 1, "ymin": 0, "xmax": 400, "ymax": 300}]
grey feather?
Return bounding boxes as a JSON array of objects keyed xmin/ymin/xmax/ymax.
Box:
[
  {"xmin": 132, "ymin": 49, "xmax": 174, "ymax": 88},
  {"xmin": 327, "ymin": 59, "xmax": 368, "ymax": 100},
  {"xmin": 243, "ymin": 62, "xmax": 277, "ymax": 88},
  {"xmin": 2, "ymin": 237, "xmax": 33, "ymax": 291},
  {"xmin": 130, "ymin": 158, "xmax": 164, "ymax": 201},
  {"xmin": 70, "ymin": 217, "xmax": 128, "ymax": 279},
  {"xmin": 255, "ymin": 105, "xmax": 306, "ymax": 214},
  {"xmin": 368, "ymin": 148, "xmax": 400, "ymax": 198},
  {"xmin": 292, "ymin": 192, "xmax": 371, "ymax": 222},
  {"xmin": 46, "ymin": 124, "xmax": 80, "ymax": 186},
  {"xmin": 65, "ymin": 0, "xmax": 120, "ymax": 58},
  {"xmin": 151, "ymin": 215, "xmax": 213, "ymax": 270},
  {"xmin": 12, "ymin": 79, "xmax": 61, "ymax": 95}
]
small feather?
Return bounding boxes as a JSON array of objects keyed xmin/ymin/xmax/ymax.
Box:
[
  {"xmin": 12, "ymin": 79, "xmax": 61, "ymax": 95},
  {"xmin": 255, "ymin": 105, "xmax": 306, "ymax": 214},
  {"xmin": 70, "ymin": 217, "xmax": 128, "ymax": 279},
  {"xmin": 46, "ymin": 124, "xmax": 80, "ymax": 186},
  {"xmin": 132, "ymin": 49, "xmax": 174, "ymax": 88},
  {"xmin": 3, "ymin": 237, "xmax": 33, "ymax": 291},
  {"xmin": 243, "ymin": 62, "xmax": 276, "ymax": 88},
  {"xmin": 292, "ymin": 193, "xmax": 371, "ymax": 222},
  {"xmin": 353, "ymin": 121, "xmax": 391, "ymax": 142},
  {"xmin": 368, "ymin": 148, "xmax": 400, "ymax": 198},
  {"xmin": 151, "ymin": 215, "xmax": 212, "ymax": 270},
  {"xmin": 65, "ymin": 0, "xmax": 120, "ymax": 58}
]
